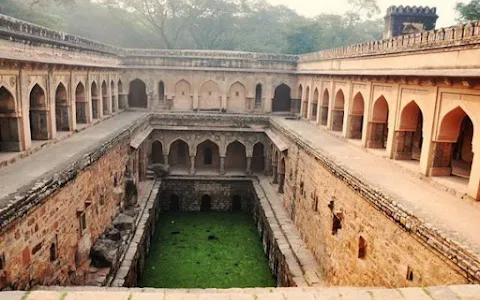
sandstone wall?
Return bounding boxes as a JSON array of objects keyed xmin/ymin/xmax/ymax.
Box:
[
  {"xmin": 272, "ymin": 127, "xmax": 470, "ymax": 288},
  {"xmin": 0, "ymin": 140, "xmax": 130, "ymax": 290}
]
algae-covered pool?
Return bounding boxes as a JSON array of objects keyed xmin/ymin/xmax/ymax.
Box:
[{"xmin": 138, "ymin": 212, "xmax": 276, "ymax": 288}]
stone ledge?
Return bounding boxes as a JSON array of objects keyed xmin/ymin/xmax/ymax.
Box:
[{"xmin": 11, "ymin": 285, "xmax": 480, "ymax": 299}]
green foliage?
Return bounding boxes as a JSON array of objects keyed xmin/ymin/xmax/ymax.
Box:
[
  {"xmin": 139, "ymin": 212, "xmax": 276, "ymax": 288},
  {"xmin": 456, "ymin": 0, "xmax": 480, "ymax": 22},
  {"xmin": 0, "ymin": 0, "xmax": 383, "ymax": 53}
]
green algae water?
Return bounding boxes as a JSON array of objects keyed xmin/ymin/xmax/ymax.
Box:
[{"xmin": 139, "ymin": 212, "xmax": 276, "ymax": 288}]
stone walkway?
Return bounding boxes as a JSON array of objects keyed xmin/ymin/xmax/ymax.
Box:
[
  {"xmin": 0, "ymin": 111, "xmax": 147, "ymax": 210},
  {"xmin": 272, "ymin": 117, "xmax": 480, "ymax": 258},
  {"xmin": 2, "ymin": 285, "xmax": 480, "ymax": 300}
]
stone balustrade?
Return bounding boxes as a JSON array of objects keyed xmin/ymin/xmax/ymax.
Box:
[{"xmin": 299, "ymin": 21, "xmax": 480, "ymax": 62}]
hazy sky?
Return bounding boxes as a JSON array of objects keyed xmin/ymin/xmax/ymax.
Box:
[{"xmin": 266, "ymin": 0, "xmax": 468, "ymax": 27}]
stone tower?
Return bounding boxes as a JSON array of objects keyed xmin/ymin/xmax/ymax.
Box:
[{"xmin": 383, "ymin": 6, "xmax": 439, "ymax": 39}]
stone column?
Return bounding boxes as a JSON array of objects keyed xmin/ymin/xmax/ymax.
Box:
[
  {"xmin": 272, "ymin": 162, "xmax": 278, "ymax": 184},
  {"xmin": 220, "ymin": 156, "xmax": 225, "ymax": 174},
  {"xmin": 163, "ymin": 154, "xmax": 169, "ymax": 168},
  {"xmin": 246, "ymin": 157, "xmax": 252, "ymax": 175},
  {"xmin": 190, "ymin": 156, "xmax": 195, "ymax": 174}
]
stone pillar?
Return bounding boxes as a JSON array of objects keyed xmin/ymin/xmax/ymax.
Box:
[
  {"xmin": 190, "ymin": 156, "xmax": 195, "ymax": 174},
  {"xmin": 220, "ymin": 156, "xmax": 225, "ymax": 174},
  {"xmin": 428, "ymin": 142, "xmax": 453, "ymax": 176},
  {"xmin": 246, "ymin": 157, "xmax": 252, "ymax": 175},
  {"xmin": 163, "ymin": 154, "xmax": 169, "ymax": 167},
  {"xmin": 278, "ymin": 173, "xmax": 285, "ymax": 193}
]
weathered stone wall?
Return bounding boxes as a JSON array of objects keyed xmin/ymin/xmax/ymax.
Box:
[
  {"xmin": 0, "ymin": 141, "xmax": 129, "ymax": 290},
  {"xmin": 158, "ymin": 177, "xmax": 254, "ymax": 212},
  {"xmin": 271, "ymin": 124, "xmax": 471, "ymax": 288}
]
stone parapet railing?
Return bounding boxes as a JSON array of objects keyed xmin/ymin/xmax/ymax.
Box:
[
  {"xmin": 0, "ymin": 14, "xmax": 120, "ymax": 55},
  {"xmin": 299, "ymin": 21, "xmax": 480, "ymax": 62}
]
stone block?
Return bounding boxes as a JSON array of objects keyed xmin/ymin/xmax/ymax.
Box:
[
  {"xmin": 0, "ymin": 291, "xmax": 26, "ymax": 300},
  {"xmin": 447, "ymin": 285, "xmax": 480, "ymax": 299},
  {"xmin": 131, "ymin": 292, "xmax": 165, "ymax": 300},
  {"xmin": 28, "ymin": 291, "xmax": 64, "ymax": 300},
  {"xmin": 424, "ymin": 286, "xmax": 462, "ymax": 299},
  {"xmin": 65, "ymin": 292, "xmax": 131, "ymax": 300},
  {"xmin": 397, "ymin": 288, "xmax": 432, "ymax": 300},
  {"xmin": 369, "ymin": 289, "xmax": 403, "ymax": 300}
]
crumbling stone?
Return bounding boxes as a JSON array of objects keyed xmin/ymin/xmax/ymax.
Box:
[
  {"xmin": 112, "ymin": 213, "xmax": 135, "ymax": 231},
  {"xmin": 90, "ymin": 239, "xmax": 119, "ymax": 268}
]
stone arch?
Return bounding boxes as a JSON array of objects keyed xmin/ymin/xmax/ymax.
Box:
[
  {"xmin": 367, "ymin": 96, "xmax": 389, "ymax": 149},
  {"xmin": 302, "ymin": 86, "xmax": 310, "ymax": 119},
  {"xmin": 332, "ymin": 89, "xmax": 345, "ymax": 131},
  {"xmin": 311, "ymin": 88, "xmax": 319, "ymax": 121},
  {"xmin": 168, "ymin": 139, "xmax": 190, "ymax": 171},
  {"xmin": 348, "ymin": 92, "xmax": 365, "ymax": 139},
  {"xmin": 173, "ymin": 79, "xmax": 192, "ymax": 111},
  {"xmin": 255, "ymin": 83, "xmax": 262, "ymax": 109},
  {"xmin": 55, "ymin": 83, "xmax": 70, "ymax": 131},
  {"xmin": 118, "ymin": 79, "xmax": 125, "ymax": 109},
  {"xmin": 227, "ymin": 82, "xmax": 247, "ymax": 113},
  {"xmin": 75, "ymin": 83, "xmax": 87, "ymax": 124},
  {"xmin": 0, "ymin": 86, "xmax": 20, "ymax": 151},
  {"xmin": 195, "ymin": 139, "xmax": 220, "ymax": 172},
  {"xmin": 158, "ymin": 80, "xmax": 165, "ymax": 101},
  {"xmin": 297, "ymin": 84, "xmax": 303, "ymax": 100},
  {"xmin": 199, "ymin": 80, "xmax": 221, "ymax": 111},
  {"xmin": 432, "ymin": 107, "xmax": 474, "ymax": 178},
  {"xmin": 102, "ymin": 80, "xmax": 109, "ymax": 115},
  {"xmin": 29, "ymin": 84, "xmax": 49, "ymax": 140},
  {"xmin": 320, "ymin": 89, "xmax": 330, "ymax": 125},
  {"xmin": 91, "ymin": 81, "xmax": 100, "ymax": 119},
  {"xmin": 252, "ymin": 142, "xmax": 265, "ymax": 173},
  {"xmin": 151, "ymin": 140, "xmax": 164, "ymax": 164},
  {"xmin": 111, "ymin": 80, "xmax": 117, "ymax": 113},
  {"xmin": 272, "ymin": 84, "xmax": 291, "ymax": 112},
  {"xmin": 128, "ymin": 79, "xmax": 147, "ymax": 108},
  {"xmin": 394, "ymin": 101, "xmax": 424, "ymax": 160},
  {"xmin": 200, "ymin": 194, "xmax": 212, "ymax": 212},
  {"xmin": 225, "ymin": 140, "xmax": 247, "ymax": 172}
]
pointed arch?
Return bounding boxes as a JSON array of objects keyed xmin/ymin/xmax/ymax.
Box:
[
  {"xmin": 128, "ymin": 79, "xmax": 147, "ymax": 108},
  {"xmin": 320, "ymin": 89, "xmax": 330, "ymax": 125},
  {"xmin": 367, "ymin": 96, "xmax": 389, "ymax": 149},
  {"xmin": 117, "ymin": 79, "xmax": 125, "ymax": 109},
  {"xmin": 174, "ymin": 79, "xmax": 192, "ymax": 111},
  {"xmin": 225, "ymin": 140, "xmax": 247, "ymax": 172},
  {"xmin": 394, "ymin": 101, "xmax": 424, "ymax": 160},
  {"xmin": 111, "ymin": 80, "xmax": 117, "ymax": 113},
  {"xmin": 431, "ymin": 107, "xmax": 474, "ymax": 179},
  {"xmin": 151, "ymin": 140, "xmax": 164, "ymax": 164},
  {"xmin": 199, "ymin": 80, "xmax": 221, "ymax": 111},
  {"xmin": 55, "ymin": 83, "xmax": 70, "ymax": 131},
  {"xmin": 91, "ymin": 81, "xmax": 100, "ymax": 119},
  {"xmin": 348, "ymin": 92, "xmax": 365, "ymax": 139},
  {"xmin": 227, "ymin": 81, "xmax": 247, "ymax": 113},
  {"xmin": 302, "ymin": 86, "xmax": 310, "ymax": 118},
  {"xmin": 169, "ymin": 139, "xmax": 190, "ymax": 170},
  {"xmin": 252, "ymin": 142, "xmax": 265, "ymax": 173},
  {"xmin": 297, "ymin": 84, "xmax": 303, "ymax": 99},
  {"xmin": 332, "ymin": 89, "xmax": 345, "ymax": 132},
  {"xmin": 195, "ymin": 139, "xmax": 220, "ymax": 172},
  {"xmin": 272, "ymin": 84, "xmax": 291, "ymax": 112},
  {"xmin": 0, "ymin": 86, "xmax": 20, "ymax": 151},
  {"xmin": 311, "ymin": 88, "xmax": 319, "ymax": 121},
  {"xmin": 158, "ymin": 80, "xmax": 165, "ymax": 101},
  {"xmin": 75, "ymin": 83, "xmax": 87, "ymax": 124},
  {"xmin": 255, "ymin": 83, "xmax": 263, "ymax": 109},
  {"xmin": 29, "ymin": 84, "xmax": 49, "ymax": 140},
  {"xmin": 102, "ymin": 80, "xmax": 109, "ymax": 115}
]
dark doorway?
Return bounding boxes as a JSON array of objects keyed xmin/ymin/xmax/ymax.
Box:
[
  {"xmin": 200, "ymin": 195, "xmax": 212, "ymax": 212},
  {"xmin": 204, "ymin": 147, "xmax": 213, "ymax": 165},
  {"xmin": 128, "ymin": 79, "xmax": 147, "ymax": 108},
  {"xmin": 170, "ymin": 194, "xmax": 180, "ymax": 212},
  {"xmin": 232, "ymin": 195, "xmax": 242, "ymax": 211},
  {"xmin": 272, "ymin": 84, "xmax": 291, "ymax": 112}
]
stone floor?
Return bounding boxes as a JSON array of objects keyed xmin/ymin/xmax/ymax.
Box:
[
  {"xmin": 0, "ymin": 111, "xmax": 146, "ymax": 210},
  {"xmin": 273, "ymin": 117, "xmax": 480, "ymax": 258},
  {"xmin": 2, "ymin": 285, "xmax": 480, "ymax": 299}
]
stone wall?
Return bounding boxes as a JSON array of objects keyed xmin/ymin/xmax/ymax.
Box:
[
  {"xmin": 270, "ymin": 123, "xmax": 473, "ymax": 287},
  {"xmin": 0, "ymin": 141, "xmax": 128, "ymax": 290},
  {"xmin": 158, "ymin": 177, "xmax": 254, "ymax": 212}
]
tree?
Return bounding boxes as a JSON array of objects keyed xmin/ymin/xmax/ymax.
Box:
[{"xmin": 456, "ymin": 0, "xmax": 480, "ymax": 22}]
